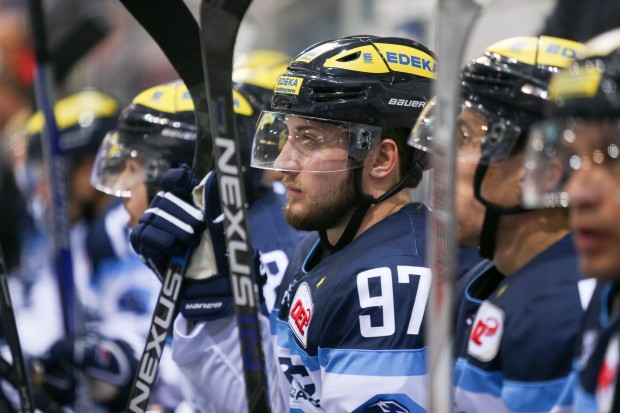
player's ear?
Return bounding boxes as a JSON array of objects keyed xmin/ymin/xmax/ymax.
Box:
[{"xmin": 369, "ymin": 138, "xmax": 398, "ymax": 179}]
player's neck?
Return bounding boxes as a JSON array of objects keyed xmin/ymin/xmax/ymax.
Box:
[
  {"xmin": 324, "ymin": 189, "xmax": 411, "ymax": 246},
  {"xmin": 493, "ymin": 209, "xmax": 569, "ymax": 275}
]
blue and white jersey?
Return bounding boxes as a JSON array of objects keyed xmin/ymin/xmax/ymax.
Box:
[
  {"xmin": 272, "ymin": 202, "xmax": 432, "ymax": 412},
  {"xmin": 574, "ymin": 281, "xmax": 620, "ymax": 413},
  {"xmin": 172, "ymin": 184, "xmax": 305, "ymax": 413},
  {"xmin": 454, "ymin": 235, "xmax": 593, "ymax": 413}
]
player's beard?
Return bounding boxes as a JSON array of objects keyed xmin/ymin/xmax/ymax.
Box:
[{"xmin": 283, "ymin": 170, "xmax": 360, "ymax": 232}]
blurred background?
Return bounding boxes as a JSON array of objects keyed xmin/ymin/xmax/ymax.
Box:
[
  {"xmin": 0, "ymin": 0, "xmax": 569, "ymax": 236},
  {"xmin": 0, "ymin": 0, "xmax": 558, "ymax": 112}
]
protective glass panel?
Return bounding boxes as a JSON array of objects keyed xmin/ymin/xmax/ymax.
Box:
[
  {"xmin": 251, "ymin": 111, "xmax": 381, "ymax": 172},
  {"xmin": 408, "ymin": 99, "xmax": 522, "ymax": 165},
  {"xmin": 90, "ymin": 130, "xmax": 146, "ymax": 198}
]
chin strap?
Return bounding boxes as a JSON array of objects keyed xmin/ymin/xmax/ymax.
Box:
[
  {"xmin": 474, "ymin": 162, "xmax": 528, "ymax": 259},
  {"xmin": 319, "ymin": 162, "xmax": 423, "ymax": 254}
]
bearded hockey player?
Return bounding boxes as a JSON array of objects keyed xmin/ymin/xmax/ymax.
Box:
[{"xmin": 129, "ymin": 34, "xmax": 481, "ymax": 412}]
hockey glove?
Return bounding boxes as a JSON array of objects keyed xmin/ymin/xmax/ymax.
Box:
[
  {"xmin": 178, "ymin": 171, "xmax": 267, "ymax": 321},
  {"xmin": 130, "ymin": 164, "xmax": 206, "ymax": 280},
  {"xmin": 35, "ymin": 335, "xmax": 138, "ymax": 412}
]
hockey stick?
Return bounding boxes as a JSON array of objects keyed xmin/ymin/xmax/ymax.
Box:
[
  {"xmin": 426, "ymin": 1, "xmax": 492, "ymax": 412},
  {"xmin": 26, "ymin": 0, "xmax": 78, "ymax": 341},
  {"xmin": 0, "ymin": 249, "xmax": 35, "ymax": 413},
  {"xmin": 26, "ymin": 2, "xmax": 93, "ymax": 411},
  {"xmin": 0, "ymin": 354, "xmax": 69, "ymax": 413},
  {"xmin": 115, "ymin": 1, "xmax": 212, "ymax": 411},
  {"xmin": 118, "ymin": 1, "xmax": 268, "ymax": 410},
  {"xmin": 199, "ymin": 1, "xmax": 271, "ymax": 412}
]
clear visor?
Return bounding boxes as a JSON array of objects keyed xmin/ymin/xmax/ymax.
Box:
[
  {"xmin": 250, "ymin": 111, "xmax": 382, "ymax": 173},
  {"xmin": 409, "ymin": 99, "xmax": 522, "ymax": 165},
  {"xmin": 523, "ymin": 118, "xmax": 620, "ymax": 208},
  {"xmin": 90, "ymin": 130, "xmax": 148, "ymax": 198}
]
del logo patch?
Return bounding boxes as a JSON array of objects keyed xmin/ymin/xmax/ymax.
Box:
[
  {"xmin": 596, "ymin": 333, "xmax": 620, "ymax": 413},
  {"xmin": 289, "ymin": 282, "xmax": 313, "ymax": 348},
  {"xmin": 467, "ymin": 301, "xmax": 504, "ymax": 362}
]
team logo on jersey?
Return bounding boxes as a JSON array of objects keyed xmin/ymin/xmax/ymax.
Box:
[
  {"xmin": 353, "ymin": 394, "xmax": 426, "ymax": 413},
  {"xmin": 596, "ymin": 333, "xmax": 620, "ymax": 413},
  {"xmin": 468, "ymin": 301, "xmax": 504, "ymax": 362},
  {"xmin": 289, "ymin": 282, "xmax": 313, "ymax": 347}
]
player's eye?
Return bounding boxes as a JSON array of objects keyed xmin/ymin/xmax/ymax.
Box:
[
  {"xmin": 300, "ymin": 133, "xmax": 325, "ymax": 147},
  {"xmin": 457, "ymin": 125, "xmax": 474, "ymax": 148}
]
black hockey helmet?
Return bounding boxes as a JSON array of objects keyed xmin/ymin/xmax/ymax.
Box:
[
  {"xmin": 522, "ymin": 28, "xmax": 620, "ymax": 209},
  {"xmin": 410, "ymin": 36, "xmax": 585, "ymax": 164},
  {"xmin": 460, "ymin": 36, "xmax": 584, "ymax": 163},
  {"xmin": 26, "ymin": 89, "xmax": 119, "ymax": 169},
  {"xmin": 252, "ymin": 35, "xmax": 435, "ymax": 175},
  {"xmin": 273, "ymin": 36, "xmax": 434, "ymax": 131},
  {"xmin": 547, "ymin": 31, "xmax": 620, "ymax": 119},
  {"xmin": 91, "ymin": 78, "xmax": 279, "ymax": 202},
  {"xmin": 90, "ymin": 80, "xmax": 196, "ymax": 198}
]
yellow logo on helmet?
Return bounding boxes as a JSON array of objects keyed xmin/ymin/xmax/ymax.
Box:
[
  {"xmin": 485, "ymin": 36, "xmax": 585, "ymax": 68},
  {"xmin": 274, "ymin": 76, "xmax": 303, "ymax": 95},
  {"xmin": 549, "ymin": 66, "xmax": 602, "ymax": 100},
  {"xmin": 133, "ymin": 80, "xmax": 194, "ymax": 113},
  {"xmin": 322, "ymin": 44, "xmax": 437, "ymax": 79},
  {"xmin": 232, "ymin": 89, "xmax": 254, "ymax": 116}
]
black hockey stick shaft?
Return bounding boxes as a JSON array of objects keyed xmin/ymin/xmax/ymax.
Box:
[
  {"xmin": 0, "ymin": 355, "xmax": 69, "ymax": 413},
  {"xmin": 118, "ymin": 0, "xmax": 212, "ymax": 178},
  {"xmin": 116, "ymin": 1, "xmax": 212, "ymax": 411},
  {"xmin": 200, "ymin": 1, "xmax": 271, "ymax": 411},
  {"xmin": 0, "ymin": 250, "xmax": 35, "ymax": 413},
  {"xmin": 427, "ymin": 1, "xmax": 490, "ymax": 412}
]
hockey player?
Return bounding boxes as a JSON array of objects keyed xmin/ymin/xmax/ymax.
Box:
[
  {"xmin": 96, "ymin": 63, "xmax": 305, "ymax": 407},
  {"xmin": 130, "ymin": 35, "xmax": 445, "ymax": 412},
  {"xmin": 413, "ymin": 36, "xmax": 593, "ymax": 413},
  {"xmin": 20, "ymin": 89, "xmax": 122, "ymax": 347},
  {"xmin": 521, "ymin": 28, "xmax": 620, "ymax": 413},
  {"xmin": 411, "ymin": 97, "xmax": 485, "ymax": 249},
  {"xmin": 15, "ymin": 90, "xmax": 151, "ymax": 412}
]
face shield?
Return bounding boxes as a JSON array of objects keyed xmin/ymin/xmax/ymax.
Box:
[
  {"xmin": 250, "ymin": 111, "xmax": 381, "ymax": 173},
  {"xmin": 409, "ymin": 98, "xmax": 522, "ymax": 166},
  {"xmin": 90, "ymin": 130, "xmax": 168, "ymax": 198},
  {"xmin": 523, "ymin": 118, "xmax": 620, "ymax": 208}
]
